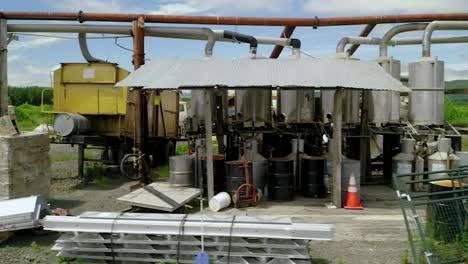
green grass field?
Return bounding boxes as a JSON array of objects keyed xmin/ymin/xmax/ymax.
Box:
[{"xmin": 14, "ymin": 103, "xmax": 53, "ymax": 131}]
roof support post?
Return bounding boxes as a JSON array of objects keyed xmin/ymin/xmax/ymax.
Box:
[
  {"xmin": 204, "ymin": 88, "xmax": 214, "ymax": 199},
  {"xmin": 0, "ymin": 19, "xmax": 8, "ymax": 117},
  {"xmin": 132, "ymin": 17, "xmax": 147, "ymax": 183},
  {"xmin": 360, "ymin": 91, "xmax": 371, "ymax": 182},
  {"xmin": 331, "ymin": 88, "xmax": 344, "ymax": 207}
]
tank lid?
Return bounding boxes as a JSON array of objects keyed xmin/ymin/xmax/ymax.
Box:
[{"xmin": 401, "ymin": 138, "xmax": 415, "ymax": 154}]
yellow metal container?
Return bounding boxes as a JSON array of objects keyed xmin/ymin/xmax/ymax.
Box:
[{"xmin": 52, "ymin": 63, "xmax": 179, "ymax": 138}]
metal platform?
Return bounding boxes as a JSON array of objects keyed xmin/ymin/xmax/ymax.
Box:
[
  {"xmin": 117, "ymin": 182, "xmax": 201, "ymax": 212},
  {"xmin": 45, "ymin": 211, "xmax": 333, "ymax": 263}
]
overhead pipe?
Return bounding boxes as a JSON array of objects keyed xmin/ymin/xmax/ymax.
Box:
[
  {"xmin": 7, "ymin": 24, "xmax": 216, "ymax": 56},
  {"xmin": 78, "ymin": 33, "xmax": 105, "ymax": 63},
  {"xmin": 3, "ymin": 12, "xmax": 468, "ymax": 27},
  {"xmin": 346, "ymin": 24, "xmax": 376, "ymax": 56},
  {"xmin": 222, "ymin": 30, "xmax": 258, "ymax": 55},
  {"xmin": 337, "ymin": 35, "xmax": 468, "ymax": 55},
  {"xmin": 8, "ymin": 24, "xmax": 299, "ymax": 56},
  {"xmin": 422, "ymin": 21, "xmax": 468, "ymax": 57},
  {"xmin": 380, "ymin": 23, "xmax": 429, "ymax": 57}
]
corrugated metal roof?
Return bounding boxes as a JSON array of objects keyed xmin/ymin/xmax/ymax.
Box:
[{"xmin": 116, "ymin": 57, "xmax": 410, "ymax": 92}]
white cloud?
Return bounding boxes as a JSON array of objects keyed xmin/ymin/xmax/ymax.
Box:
[
  {"xmin": 8, "ymin": 36, "xmax": 64, "ymax": 51},
  {"xmin": 150, "ymin": 0, "xmax": 293, "ymax": 14},
  {"xmin": 302, "ymin": 0, "xmax": 468, "ymax": 15},
  {"xmin": 8, "ymin": 64, "xmax": 57, "ymax": 87},
  {"xmin": 51, "ymin": 0, "xmax": 125, "ymax": 12}
]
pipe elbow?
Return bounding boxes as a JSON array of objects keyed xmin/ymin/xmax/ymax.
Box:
[
  {"xmin": 78, "ymin": 32, "xmax": 105, "ymax": 63},
  {"xmin": 336, "ymin": 37, "xmax": 349, "ymax": 53},
  {"xmin": 290, "ymin": 38, "xmax": 301, "ymax": 49},
  {"xmin": 202, "ymin": 27, "xmax": 216, "ymax": 57},
  {"xmin": 223, "ymin": 30, "xmax": 258, "ymax": 50}
]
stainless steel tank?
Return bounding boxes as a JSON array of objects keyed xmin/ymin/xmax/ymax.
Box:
[
  {"xmin": 279, "ymin": 90, "xmax": 315, "ymax": 123},
  {"xmin": 321, "ymin": 90, "xmax": 360, "ymax": 124},
  {"xmin": 169, "ymin": 155, "xmax": 195, "ymax": 187},
  {"xmin": 408, "ymin": 58, "xmax": 445, "ymax": 125},
  {"xmin": 189, "ymin": 89, "xmax": 228, "ymax": 128},
  {"xmin": 235, "ymin": 89, "xmax": 271, "ymax": 126},
  {"xmin": 53, "ymin": 113, "xmax": 90, "ymax": 136},
  {"xmin": 428, "ymin": 138, "xmax": 460, "ymax": 179},
  {"xmin": 392, "ymin": 138, "xmax": 424, "ymax": 191},
  {"xmin": 371, "ymin": 58, "xmax": 401, "ymax": 124}
]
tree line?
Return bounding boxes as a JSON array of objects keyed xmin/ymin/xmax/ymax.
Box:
[{"xmin": 8, "ymin": 86, "xmax": 53, "ymax": 106}]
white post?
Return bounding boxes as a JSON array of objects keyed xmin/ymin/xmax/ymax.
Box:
[
  {"xmin": 204, "ymin": 88, "xmax": 214, "ymax": 199},
  {"xmin": 0, "ymin": 19, "xmax": 8, "ymax": 117},
  {"xmin": 331, "ymin": 88, "xmax": 344, "ymax": 208}
]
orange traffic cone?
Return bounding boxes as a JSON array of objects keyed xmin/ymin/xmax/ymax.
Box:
[{"xmin": 343, "ymin": 174, "xmax": 363, "ymax": 210}]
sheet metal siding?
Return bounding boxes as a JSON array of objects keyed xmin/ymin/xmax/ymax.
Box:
[{"xmin": 116, "ymin": 57, "xmax": 409, "ymax": 92}]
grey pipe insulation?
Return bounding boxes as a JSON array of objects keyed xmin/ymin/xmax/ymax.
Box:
[
  {"xmin": 78, "ymin": 33, "xmax": 105, "ymax": 63},
  {"xmin": 223, "ymin": 30, "xmax": 258, "ymax": 54}
]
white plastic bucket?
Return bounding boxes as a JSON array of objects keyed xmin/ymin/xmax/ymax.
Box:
[{"xmin": 209, "ymin": 192, "xmax": 231, "ymax": 212}]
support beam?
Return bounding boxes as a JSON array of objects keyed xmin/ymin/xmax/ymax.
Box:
[
  {"xmin": 270, "ymin": 26, "xmax": 295, "ymax": 58},
  {"xmin": 360, "ymin": 91, "xmax": 371, "ymax": 182},
  {"xmin": 331, "ymin": 89, "xmax": 344, "ymax": 208},
  {"xmin": 0, "ymin": 19, "xmax": 7, "ymax": 116},
  {"xmin": 132, "ymin": 17, "xmax": 147, "ymax": 183},
  {"xmin": 204, "ymin": 88, "xmax": 214, "ymax": 199},
  {"xmin": 78, "ymin": 144, "xmax": 85, "ymax": 182}
]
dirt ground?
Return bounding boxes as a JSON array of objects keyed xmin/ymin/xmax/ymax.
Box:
[{"xmin": 1, "ymin": 141, "xmax": 466, "ymax": 263}]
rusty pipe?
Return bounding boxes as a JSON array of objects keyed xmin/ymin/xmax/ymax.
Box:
[
  {"xmin": 270, "ymin": 26, "xmax": 295, "ymax": 58},
  {"xmin": 3, "ymin": 12, "xmax": 468, "ymax": 26},
  {"xmin": 423, "ymin": 20, "xmax": 468, "ymax": 57},
  {"xmin": 380, "ymin": 23, "xmax": 428, "ymax": 57}
]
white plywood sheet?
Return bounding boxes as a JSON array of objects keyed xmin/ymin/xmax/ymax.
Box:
[{"xmin": 117, "ymin": 182, "xmax": 201, "ymax": 212}]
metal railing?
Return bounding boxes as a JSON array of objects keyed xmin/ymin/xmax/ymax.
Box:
[{"xmin": 393, "ymin": 165, "xmax": 468, "ymax": 264}]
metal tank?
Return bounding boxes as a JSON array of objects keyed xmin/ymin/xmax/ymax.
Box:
[
  {"xmin": 370, "ymin": 57, "xmax": 401, "ymax": 124},
  {"xmin": 408, "ymin": 58, "xmax": 445, "ymax": 125},
  {"xmin": 321, "ymin": 90, "xmax": 360, "ymax": 124},
  {"xmin": 53, "ymin": 113, "xmax": 90, "ymax": 136},
  {"xmin": 279, "ymin": 89, "xmax": 315, "ymax": 123},
  {"xmin": 169, "ymin": 155, "xmax": 195, "ymax": 187},
  {"xmin": 235, "ymin": 89, "xmax": 272, "ymax": 126},
  {"xmin": 189, "ymin": 89, "xmax": 228, "ymax": 129},
  {"xmin": 392, "ymin": 138, "xmax": 424, "ymax": 191},
  {"xmin": 428, "ymin": 138, "xmax": 460, "ymax": 179}
]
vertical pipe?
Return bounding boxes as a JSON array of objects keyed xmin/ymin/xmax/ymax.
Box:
[
  {"xmin": 132, "ymin": 17, "xmax": 147, "ymax": 183},
  {"xmin": 205, "ymin": 88, "xmax": 214, "ymax": 199},
  {"xmin": 332, "ymin": 89, "xmax": 344, "ymax": 208},
  {"xmin": 78, "ymin": 144, "xmax": 85, "ymax": 181},
  {"xmin": 0, "ymin": 19, "xmax": 8, "ymax": 116}
]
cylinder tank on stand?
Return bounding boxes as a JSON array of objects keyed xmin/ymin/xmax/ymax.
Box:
[
  {"xmin": 428, "ymin": 138, "xmax": 460, "ymax": 179},
  {"xmin": 189, "ymin": 89, "xmax": 228, "ymax": 130},
  {"xmin": 53, "ymin": 113, "xmax": 90, "ymax": 136},
  {"xmin": 235, "ymin": 89, "xmax": 272, "ymax": 127},
  {"xmin": 321, "ymin": 90, "xmax": 360, "ymax": 124},
  {"xmin": 169, "ymin": 155, "xmax": 195, "ymax": 187},
  {"xmin": 371, "ymin": 57, "xmax": 401, "ymax": 125},
  {"xmin": 279, "ymin": 90, "xmax": 315, "ymax": 123},
  {"xmin": 392, "ymin": 138, "xmax": 424, "ymax": 191},
  {"xmin": 408, "ymin": 57, "xmax": 445, "ymax": 125}
]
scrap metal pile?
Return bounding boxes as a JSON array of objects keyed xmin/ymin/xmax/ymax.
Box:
[{"xmin": 44, "ymin": 212, "xmax": 333, "ymax": 263}]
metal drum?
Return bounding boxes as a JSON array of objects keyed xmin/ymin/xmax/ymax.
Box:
[
  {"xmin": 301, "ymin": 156, "xmax": 326, "ymax": 198},
  {"xmin": 169, "ymin": 155, "xmax": 194, "ymax": 187},
  {"xmin": 225, "ymin": 161, "xmax": 252, "ymax": 194},
  {"xmin": 268, "ymin": 158, "xmax": 294, "ymax": 201},
  {"xmin": 53, "ymin": 113, "xmax": 90, "ymax": 136},
  {"xmin": 201, "ymin": 154, "xmax": 226, "ymax": 194}
]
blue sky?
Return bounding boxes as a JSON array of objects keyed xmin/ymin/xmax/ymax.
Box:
[{"xmin": 3, "ymin": 0, "xmax": 468, "ymax": 86}]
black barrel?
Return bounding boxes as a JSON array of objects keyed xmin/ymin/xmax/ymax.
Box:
[
  {"xmin": 268, "ymin": 158, "xmax": 294, "ymax": 201},
  {"xmin": 301, "ymin": 156, "xmax": 326, "ymax": 198},
  {"xmin": 201, "ymin": 154, "xmax": 226, "ymax": 194},
  {"xmin": 225, "ymin": 160, "xmax": 252, "ymax": 193}
]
